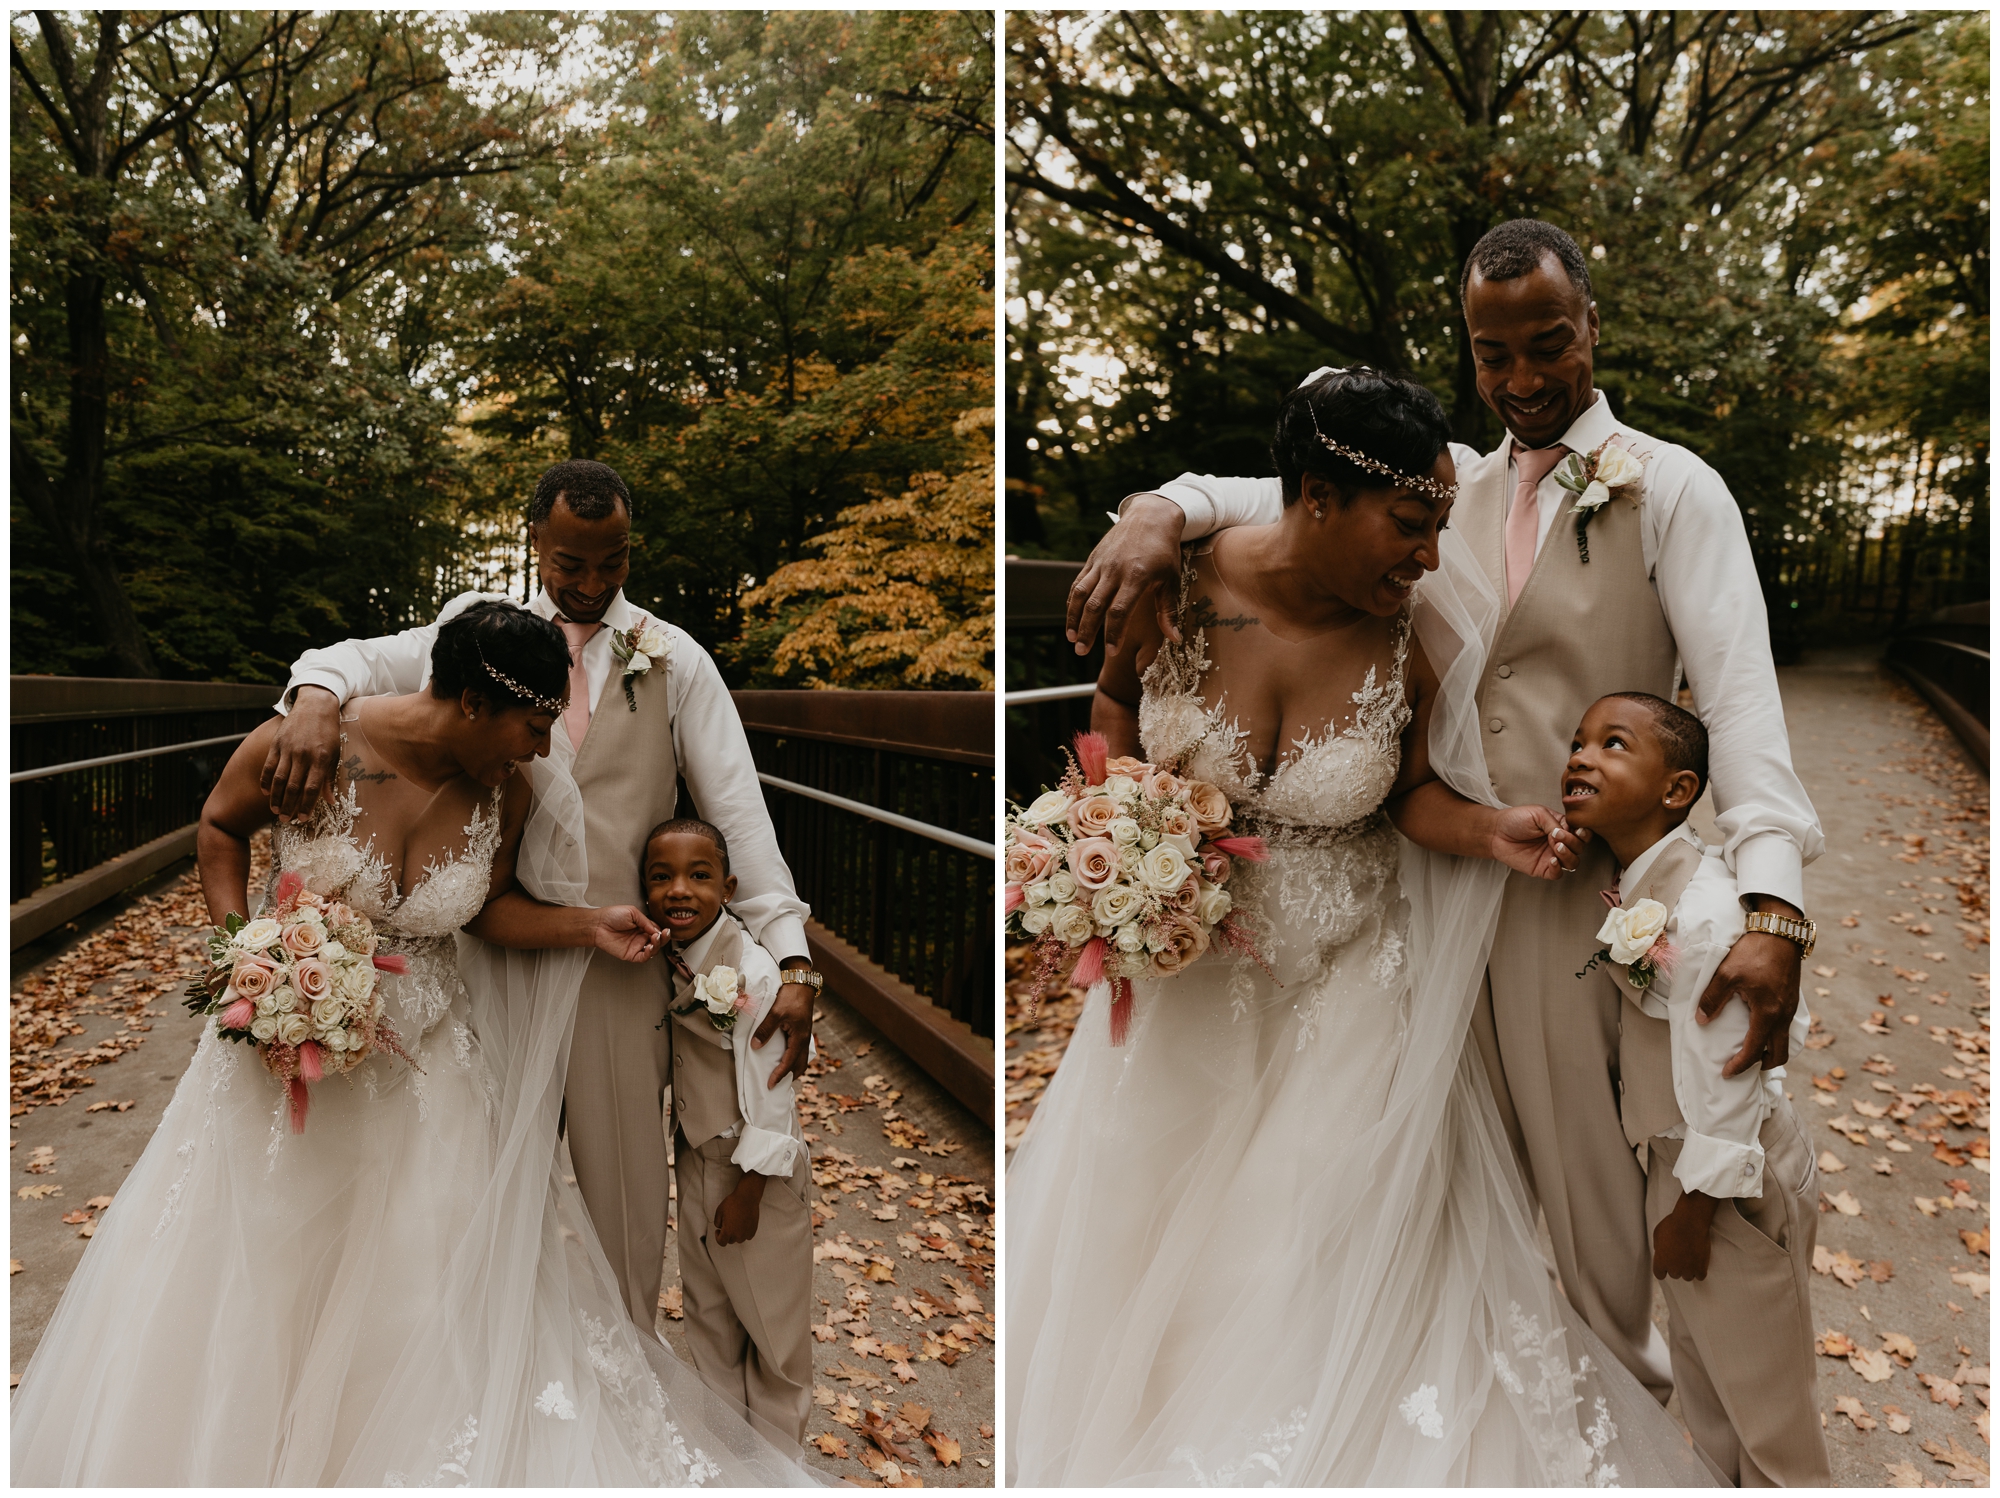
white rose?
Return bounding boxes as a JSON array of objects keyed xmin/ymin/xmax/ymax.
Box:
[
  {"xmin": 1025, "ymin": 879, "xmax": 1053, "ymax": 907},
  {"xmin": 1046, "ymin": 870, "xmax": 1078, "ymax": 905},
  {"xmin": 269, "ymin": 985, "xmax": 298, "ymax": 1015},
  {"xmin": 1138, "ymin": 828, "xmax": 1160, "ymax": 852},
  {"xmin": 1050, "ymin": 904, "xmax": 1095, "ymax": 948},
  {"xmin": 1595, "ymin": 443, "xmax": 1646, "ymax": 488},
  {"xmin": 1020, "ymin": 906, "xmax": 1052, "ymax": 936},
  {"xmin": 1021, "ymin": 791, "xmax": 1073, "ymax": 826},
  {"xmin": 277, "ymin": 1014, "xmax": 312, "ymax": 1047},
  {"xmin": 1107, "ymin": 816, "xmax": 1141, "ymax": 848},
  {"xmin": 1197, "ymin": 885, "xmax": 1233, "ymax": 926},
  {"xmin": 1575, "ymin": 478, "xmax": 1611, "ymax": 512},
  {"xmin": 1135, "ymin": 843, "xmax": 1192, "ymax": 896},
  {"xmin": 321, "ymin": 939, "xmax": 346, "ymax": 961},
  {"xmin": 1102, "ymin": 774, "xmax": 1140, "ymax": 805},
  {"xmin": 254, "ymin": 991, "xmax": 279, "ymax": 1019},
  {"xmin": 698, "ymin": 966, "xmax": 741, "ymax": 1015},
  {"xmin": 250, "ymin": 1015, "xmax": 280, "ymax": 1042},
  {"xmin": 1092, "ymin": 883, "xmax": 1146, "ymax": 930},
  {"xmin": 1115, "ymin": 924, "xmax": 1147, "ymax": 953},
  {"xmin": 1160, "ymin": 830, "xmax": 1197, "ymax": 861},
  {"xmin": 235, "ymin": 918, "xmax": 282, "ymax": 951},
  {"xmin": 637, "ymin": 624, "xmax": 672, "ymax": 658},
  {"xmin": 298, "ymin": 907, "xmax": 326, "ymax": 929},
  {"xmin": 339, "ymin": 965, "xmax": 372, "ymax": 1001},
  {"xmin": 1596, "ymin": 898, "xmax": 1670, "ymax": 965},
  {"xmin": 627, "ymin": 651, "xmax": 652, "ymax": 674},
  {"xmin": 311, "ymin": 997, "xmax": 346, "ymax": 1029}
]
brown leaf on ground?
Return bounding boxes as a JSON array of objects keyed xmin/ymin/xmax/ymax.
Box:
[
  {"xmin": 1819, "ymin": 1330, "xmax": 1860, "ymax": 1358},
  {"xmin": 657, "ymin": 1284, "xmax": 683, "ymax": 1321},
  {"xmin": 921, "ymin": 1429, "xmax": 962, "ymax": 1467},
  {"xmin": 1948, "ymin": 1271, "xmax": 1989, "ymax": 1297},
  {"xmin": 58, "ymin": 1209, "xmax": 90, "ymax": 1225},
  {"xmin": 1918, "ymin": 1436, "xmax": 1988, "ymax": 1481},
  {"xmin": 1823, "ymin": 1189, "xmax": 1862, "ymax": 1216},
  {"xmin": 85, "ymin": 1194, "xmax": 113, "ymax": 1209},
  {"xmin": 8, "ymin": 1259, "xmax": 21, "ymax": 1276},
  {"xmin": 1883, "ymin": 1405, "xmax": 1914, "ymax": 1434},
  {"xmin": 1814, "ymin": 1246, "xmax": 1867, "ymax": 1288},
  {"xmin": 16, "ymin": 1184, "xmax": 60, "ymax": 1200},
  {"xmin": 1960, "ymin": 1228, "xmax": 1989, "ymax": 1256},
  {"xmin": 82, "ymin": 1099, "xmax": 134, "ymax": 1113},
  {"xmin": 1883, "ymin": 1459, "xmax": 1924, "ymax": 1486},
  {"xmin": 889, "ymin": 1359, "xmax": 918, "ymax": 1384},
  {"xmin": 896, "ymin": 1403, "xmax": 931, "ymax": 1432},
  {"xmin": 813, "ymin": 1434, "xmax": 850, "ymax": 1458},
  {"xmin": 1881, "ymin": 1333, "xmax": 1919, "ymax": 1365},
  {"xmin": 1835, "ymin": 1396, "xmax": 1878, "ymax": 1430},
  {"xmin": 1870, "ymin": 1261, "xmax": 1896, "ymax": 1283},
  {"xmin": 1852, "ymin": 1347, "xmax": 1897, "ymax": 1383},
  {"xmin": 1819, "ymin": 1150, "xmax": 1848, "ymax": 1173},
  {"xmin": 812, "ymin": 1322, "xmax": 838, "ymax": 1343},
  {"xmin": 1919, "ymin": 1373, "xmax": 1965, "ymax": 1409}
]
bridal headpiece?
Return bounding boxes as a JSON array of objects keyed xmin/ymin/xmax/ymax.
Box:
[
  {"xmin": 476, "ymin": 645, "xmax": 568, "ymax": 715},
  {"xmin": 1299, "ymin": 366, "xmax": 1459, "ymax": 505}
]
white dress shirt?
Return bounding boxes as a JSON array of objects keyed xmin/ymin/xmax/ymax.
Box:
[
  {"xmin": 278, "ymin": 589, "xmax": 813, "ymax": 963},
  {"xmin": 1614, "ymin": 825, "xmax": 1808, "ymax": 1199},
  {"xmin": 1122, "ymin": 389, "xmax": 1824, "ymax": 909},
  {"xmin": 674, "ymin": 914, "xmax": 807, "ymax": 1177}
]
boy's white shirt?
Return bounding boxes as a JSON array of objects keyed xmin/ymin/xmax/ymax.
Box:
[
  {"xmin": 1615, "ymin": 824, "xmax": 1811, "ymax": 1199},
  {"xmin": 675, "ymin": 913, "xmax": 808, "ymax": 1178}
]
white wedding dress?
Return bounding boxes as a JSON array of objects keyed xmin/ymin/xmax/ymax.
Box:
[
  {"xmin": 1005, "ymin": 540, "xmax": 1713, "ymax": 1486},
  {"xmin": 11, "ymin": 707, "xmax": 818, "ymax": 1486}
]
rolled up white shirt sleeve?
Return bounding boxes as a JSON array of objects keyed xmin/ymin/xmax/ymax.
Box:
[
  {"xmin": 277, "ymin": 590, "xmax": 500, "ymax": 714},
  {"xmin": 728, "ymin": 947, "xmax": 806, "ymax": 1176},
  {"xmin": 1121, "ymin": 475, "xmax": 1283, "ymax": 538},
  {"xmin": 666, "ymin": 629, "xmax": 812, "ymax": 964},
  {"xmin": 1644, "ymin": 456, "xmax": 1823, "ymax": 911}
]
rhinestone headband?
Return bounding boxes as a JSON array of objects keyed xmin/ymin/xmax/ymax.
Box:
[
  {"xmin": 1305, "ymin": 392, "xmax": 1458, "ymax": 505},
  {"xmin": 476, "ymin": 644, "xmax": 568, "ymax": 715}
]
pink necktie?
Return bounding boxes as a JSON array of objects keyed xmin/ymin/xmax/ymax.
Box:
[
  {"xmin": 557, "ymin": 618, "xmax": 599, "ymax": 750},
  {"xmin": 1505, "ymin": 444, "xmax": 1568, "ymax": 607}
]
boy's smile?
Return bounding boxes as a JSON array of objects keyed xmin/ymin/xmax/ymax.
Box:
[{"xmin": 643, "ymin": 830, "xmax": 737, "ymax": 943}]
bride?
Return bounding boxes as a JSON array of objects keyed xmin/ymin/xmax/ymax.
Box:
[
  {"xmin": 1005, "ymin": 368, "xmax": 1712, "ymax": 1485},
  {"xmin": 11, "ymin": 601, "xmax": 818, "ymax": 1486}
]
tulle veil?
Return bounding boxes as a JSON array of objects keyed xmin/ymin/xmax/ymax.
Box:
[{"xmin": 1004, "ymin": 526, "xmax": 1714, "ymax": 1485}]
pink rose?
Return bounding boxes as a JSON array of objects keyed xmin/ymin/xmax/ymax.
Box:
[
  {"xmin": 1004, "ymin": 829, "xmax": 1057, "ymax": 886},
  {"xmin": 1156, "ymin": 806, "xmax": 1194, "ymax": 841},
  {"xmin": 293, "ymin": 958, "xmax": 331, "ymax": 1001},
  {"xmin": 324, "ymin": 902, "xmax": 357, "ymax": 929},
  {"xmin": 1198, "ymin": 848, "xmax": 1233, "ymax": 885},
  {"xmin": 1142, "ymin": 769, "xmax": 1184, "ymax": 802},
  {"xmin": 1104, "ymin": 755, "xmax": 1153, "ymax": 780},
  {"xmin": 1148, "ymin": 915, "xmax": 1210, "ymax": 977},
  {"xmin": 230, "ymin": 955, "xmax": 277, "ymax": 1000},
  {"xmin": 280, "ymin": 922, "xmax": 323, "ymax": 957},
  {"xmin": 1067, "ymin": 795, "xmax": 1120, "ymax": 840},
  {"xmin": 1165, "ymin": 874, "xmax": 1202, "ymax": 915},
  {"xmin": 1068, "ymin": 837, "xmax": 1120, "ymax": 890},
  {"xmin": 1183, "ymin": 781, "xmax": 1232, "ymax": 836}
]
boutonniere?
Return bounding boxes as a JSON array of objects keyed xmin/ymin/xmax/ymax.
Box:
[
  {"xmin": 608, "ymin": 616, "xmax": 672, "ymax": 712},
  {"xmin": 1577, "ymin": 895, "xmax": 1679, "ymax": 990},
  {"xmin": 1553, "ymin": 438, "xmax": 1648, "ymax": 565},
  {"xmin": 672, "ymin": 962, "xmax": 754, "ymax": 1033}
]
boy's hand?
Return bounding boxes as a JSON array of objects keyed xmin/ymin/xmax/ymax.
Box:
[
  {"xmin": 1652, "ymin": 1189, "xmax": 1718, "ymax": 1281},
  {"xmin": 712, "ymin": 1173, "xmax": 766, "ymax": 1247}
]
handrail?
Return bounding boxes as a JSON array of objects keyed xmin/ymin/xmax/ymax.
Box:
[
  {"xmin": 10, "ymin": 732, "xmax": 253, "ymax": 784},
  {"xmin": 1004, "ymin": 682, "xmax": 1097, "ymax": 705},
  {"xmin": 756, "ymin": 772, "xmax": 994, "ymax": 859}
]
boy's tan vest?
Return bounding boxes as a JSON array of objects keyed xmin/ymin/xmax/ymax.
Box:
[
  {"xmin": 1456, "ymin": 441, "xmax": 1679, "ymax": 809},
  {"xmin": 1602, "ymin": 836, "xmax": 1708, "ymax": 1151},
  {"xmin": 668, "ymin": 918, "xmax": 749, "ymax": 1151}
]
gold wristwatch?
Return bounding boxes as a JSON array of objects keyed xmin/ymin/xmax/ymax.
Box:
[
  {"xmin": 1744, "ymin": 911, "xmax": 1817, "ymax": 956},
  {"xmin": 779, "ymin": 968, "xmax": 824, "ymax": 991}
]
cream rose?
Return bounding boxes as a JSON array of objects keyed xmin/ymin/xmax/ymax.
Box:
[
  {"xmin": 1004, "ymin": 829, "xmax": 1057, "ymax": 886},
  {"xmin": 280, "ymin": 922, "xmax": 323, "ymax": 957},
  {"xmin": 1115, "ymin": 923, "xmax": 1146, "ymax": 953},
  {"xmin": 277, "ymin": 1014, "xmax": 312, "ymax": 1047},
  {"xmin": 293, "ymin": 958, "xmax": 331, "ymax": 1001},
  {"xmin": 1197, "ymin": 885, "xmax": 1233, "ymax": 926},
  {"xmin": 1595, "ymin": 442, "xmax": 1645, "ymax": 489},
  {"xmin": 1069, "ymin": 837, "xmax": 1120, "ymax": 890},
  {"xmin": 1106, "ymin": 816, "xmax": 1141, "ymax": 848},
  {"xmin": 231, "ymin": 956, "xmax": 276, "ymax": 1000},
  {"xmin": 1045, "ymin": 870, "xmax": 1079, "ymax": 905},
  {"xmin": 235, "ymin": 917, "xmax": 282, "ymax": 952},
  {"xmin": 321, "ymin": 939, "xmax": 347, "ymax": 962},
  {"xmin": 1050, "ymin": 904, "xmax": 1095, "ymax": 948},
  {"xmin": 1020, "ymin": 790, "xmax": 1074, "ymax": 826},
  {"xmin": 311, "ymin": 997, "xmax": 346, "ymax": 1029},
  {"xmin": 1575, "ymin": 478, "xmax": 1612, "ymax": 512},
  {"xmin": 1024, "ymin": 879, "xmax": 1053, "ymax": 907},
  {"xmin": 1091, "ymin": 883, "xmax": 1146, "ymax": 930},
  {"xmin": 1596, "ymin": 898, "xmax": 1670, "ymax": 965},
  {"xmin": 1101, "ymin": 773, "xmax": 1140, "ymax": 806},
  {"xmin": 697, "ymin": 966, "xmax": 742, "ymax": 1016},
  {"xmin": 1135, "ymin": 843, "xmax": 1192, "ymax": 897},
  {"xmin": 1067, "ymin": 794, "xmax": 1119, "ymax": 840},
  {"xmin": 1184, "ymin": 781, "xmax": 1231, "ymax": 836},
  {"xmin": 1148, "ymin": 915, "xmax": 1210, "ymax": 976},
  {"xmin": 1020, "ymin": 906, "xmax": 1053, "ymax": 936},
  {"xmin": 250, "ymin": 1015, "xmax": 281, "ymax": 1042}
]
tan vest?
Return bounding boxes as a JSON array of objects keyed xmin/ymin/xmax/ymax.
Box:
[
  {"xmin": 571, "ymin": 636, "xmax": 681, "ymax": 910},
  {"xmin": 1458, "ymin": 443, "xmax": 1679, "ymax": 808},
  {"xmin": 1607, "ymin": 836, "xmax": 1708, "ymax": 1150},
  {"xmin": 668, "ymin": 918, "xmax": 748, "ymax": 1151}
]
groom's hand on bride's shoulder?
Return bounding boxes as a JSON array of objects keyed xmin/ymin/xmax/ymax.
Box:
[
  {"xmin": 1066, "ymin": 494, "xmax": 1185, "ymax": 657},
  {"xmin": 1697, "ymin": 900, "xmax": 1804, "ymax": 1078},
  {"xmin": 262, "ymin": 686, "xmax": 344, "ymax": 820}
]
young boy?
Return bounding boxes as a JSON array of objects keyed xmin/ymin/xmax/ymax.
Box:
[
  {"xmin": 645, "ymin": 817, "xmax": 813, "ymax": 1448},
  {"xmin": 1561, "ymin": 692, "xmax": 1829, "ymax": 1487}
]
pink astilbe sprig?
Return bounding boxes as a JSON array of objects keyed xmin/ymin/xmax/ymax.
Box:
[
  {"xmin": 1214, "ymin": 915, "xmax": 1282, "ymax": 986},
  {"xmin": 1072, "ymin": 730, "xmax": 1110, "ymax": 788},
  {"xmin": 1643, "ymin": 937, "xmax": 1678, "ymax": 976}
]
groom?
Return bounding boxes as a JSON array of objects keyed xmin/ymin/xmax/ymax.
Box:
[
  {"xmin": 1064, "ymin": 219, "xmax": 1823, "ymax": 1406},
  {"xmin": 260, "ymin": 459, "xmax": 820, "ymax": 1331}
]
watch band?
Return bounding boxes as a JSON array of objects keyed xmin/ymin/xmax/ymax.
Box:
[
  {"xmin": 780, "ymin": 968, "xmax": 824, "ymax": 991},
  {"xmin": 1744, "ymin": 911, "xmax": 1817, "ymax": 956}
]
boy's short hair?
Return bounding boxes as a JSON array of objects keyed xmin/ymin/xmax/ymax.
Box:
[
  {"xmin": 644, "ymin": 817, "xmax": 731, "ymax": 875},
  {"xmin": 1608, "ymin": 691, "xmax": 1710, "ymax": 805}
]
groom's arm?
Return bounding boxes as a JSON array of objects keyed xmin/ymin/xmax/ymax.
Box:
[{"xmin": 668, "ymin": 634, "xmax": 817, "ymax": 1088}]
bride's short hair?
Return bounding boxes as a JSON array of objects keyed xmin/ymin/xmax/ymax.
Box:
[
  {"xmin": 430, "ymin": 601, "xmax": 571, "ymax": 714},
  {"xmin": 1272, "ymin": 367, "xmax": 1451, "ymax": 508}
]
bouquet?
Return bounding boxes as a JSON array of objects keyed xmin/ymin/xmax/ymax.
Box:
[
  {"xmin": 1004, "ymin": 731, "xmax": 1269, "ymax": 1044},
  {"xmin": 672, "ymin": 962, "xmax": 754, "ymax": 1033},
  {"xmin": 183, "ymin": 870, "xmax": 416, "ymax": 1133}
]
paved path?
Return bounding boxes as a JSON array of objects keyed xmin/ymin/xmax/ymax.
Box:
[
  {"xmin": 1007, "ymin": 648, "xmax": 1988, "ymax": 1486},
  {"xmin": 10, "ymin": 857, "xmax": 994, "ymax": 1487}
]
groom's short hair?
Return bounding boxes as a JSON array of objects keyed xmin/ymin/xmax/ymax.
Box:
[
  {"xmin": 1609, "ymin": 692, "xmax": 1709, "ymax": 802},
  {"xmin": 1460, "ymin": 219, "xmax": 1593, "ymax": 307},
  {"xmin": 531, "ymin": 460, "xmax": 633, "ymax": 525}
]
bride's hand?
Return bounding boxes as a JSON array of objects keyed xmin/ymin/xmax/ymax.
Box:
[
  {"xmin": 1488, "ymin": 805, "xmax": 1585, "ymax": 880},
  {"xmin": 589, "ymin": 905, "xmax": 664, "ymax": 963}
]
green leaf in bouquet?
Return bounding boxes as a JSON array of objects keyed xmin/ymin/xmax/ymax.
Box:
[{"xmin": 1552, "ymin": 453, "xmax": 1590, "ymax": 494}]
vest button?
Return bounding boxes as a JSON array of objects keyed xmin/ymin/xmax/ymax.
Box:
[
  {"xmin": 1496, "ymin": 663, "xmax": 1513, "ymax": 679},
  {"xmin": 1487, "ymin": 717, "xmax": 1504, "ymax": 733}
]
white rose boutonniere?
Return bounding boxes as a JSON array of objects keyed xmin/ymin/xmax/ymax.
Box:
[
  {"xmin": 608, "ymin": 616, "xmax": 674, "ymax": 712},
  {"xmin": 1583, "ymin": 896, "xmax": 1679, "ymax": 990},
  {"xmin": 674, "ymin": 961, "xmax": 753, "ymax": 1033},
  {"xmin": 1555, "ymin": 436, "xmax": 1649, "ymax": 565}
]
